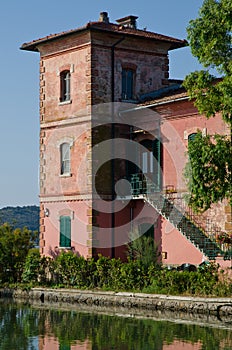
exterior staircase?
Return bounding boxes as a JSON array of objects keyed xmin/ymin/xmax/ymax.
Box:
[{"xmin": 130, "ymin": 174, "xmax": 231, "ymax": 261}]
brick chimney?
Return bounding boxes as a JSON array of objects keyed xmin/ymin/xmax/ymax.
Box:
[
  {"xmin": 116, "ymin": 15, "xmax": 138, "ymax": 29},
  {"xmin": 99, "ymin": 12, "xmax": 109, "ymax": 23}
]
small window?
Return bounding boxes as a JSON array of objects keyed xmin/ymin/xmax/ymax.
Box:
[
  {"xmin": 60, "ymin": 143, "xmax": 70, "ymax": 175},
  {"xmin": 60, "ymin": 70, "xmax": 71, "ymax": 102},
  {"xmin": 59, "ymin": 216, "xmax": 71, "ymax": 248},
  {"xmin": 188, "ymin": 133, "xmax": 197, "ymax": 143},
  {"xmin": 122, "ymin": 68, "xmax": 134, "ymax": 100}
]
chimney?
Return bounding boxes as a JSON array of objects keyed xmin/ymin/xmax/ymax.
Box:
[
  {"xmin": 116, "ymin": 15, "xmax": 138, "ymax": 29},
  {"xmin": 99, "ymin": 12, "xmax": 109, "ymax": 23}
]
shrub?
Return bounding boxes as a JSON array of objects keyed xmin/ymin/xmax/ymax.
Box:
[{"xmin": 22, "ymin": 248, "xmax": 41, "ymax": 283}]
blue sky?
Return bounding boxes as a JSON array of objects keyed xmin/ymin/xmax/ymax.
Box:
[{"xmin": 0, "ymin": 0, "xmax": 204, "ymax": 209}]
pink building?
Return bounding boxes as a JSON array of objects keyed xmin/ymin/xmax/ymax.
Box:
[{"xmin": 21, "ymin": 12, "xmax": 231, "ymax": 267}]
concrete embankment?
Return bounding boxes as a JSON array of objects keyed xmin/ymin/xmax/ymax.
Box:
[{"xmin": 0, "ymin": 288, "xmax": 231, "ymax": 318}]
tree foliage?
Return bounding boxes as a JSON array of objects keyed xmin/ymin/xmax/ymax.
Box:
[
  {"xmin": 183, "ymin": 0, "xmax": 232, "ymax": 211},
  {"xmin": 0, "ymin": 206, "xmax": 39, "ymax": 232},
  {"xmin": 184, "ymin": 133, "xmax": 232, "ymax": 211},
  {"xmin": 0, "ymin": 224, "xmax": 37, "ymax": 283},
  {"xmin": 127, "ymin": 229, "xmax": 160, "ymax": 269}
]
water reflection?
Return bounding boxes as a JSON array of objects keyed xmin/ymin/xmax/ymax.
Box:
[{"xmin": 0, "ymin": 300, "xmax": 231, "ymax": 350}]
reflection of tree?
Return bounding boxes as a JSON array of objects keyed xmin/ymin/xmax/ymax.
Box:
[
  {"xmin": 0, "ymin": 301, "xmax": 38, "ymax": 350},
  {"xmin": 0, "ymin": 301, "xmax": 232, "ymax": 350}
]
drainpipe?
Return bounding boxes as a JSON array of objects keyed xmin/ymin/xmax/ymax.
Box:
[
  {"xmin": 111, "ymin": 36, "xmax": 125, "ymax": 258},
  {"xmin": 111, "ymin": 36, "xmax": 125, "ymax": 101}
]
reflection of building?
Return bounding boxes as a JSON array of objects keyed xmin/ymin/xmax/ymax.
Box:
[
  {"xmin": 38, "ymin": 336, "xmax": 202, "ymax": 350},
  {"xmin": 21, "ymin": 12, "xmax": 231, "ymax": 266},
  {"xmin": 39, "ymin": 337, "xmax": 91, "ymax": 350},
  {"xmin": 163, "ymin": 341, "xmax": 202, "ymax": 350}
]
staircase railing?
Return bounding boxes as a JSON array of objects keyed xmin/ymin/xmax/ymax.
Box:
[{"xmin": 130, "ymin": 173, "xmax": 231, "ymax": 260}]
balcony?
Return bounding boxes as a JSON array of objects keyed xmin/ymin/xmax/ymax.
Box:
[{"xmin": 130, "ymin": 173, "xmax": 161, "ymax": 196}]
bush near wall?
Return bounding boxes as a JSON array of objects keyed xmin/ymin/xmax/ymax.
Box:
[
  {"xmin": 18, "ymin": 250, "xmax": 232, "ymax": 297},
  {"xmin": 0, "ymin": 224, "xmax": 38, "ymax": 283}
]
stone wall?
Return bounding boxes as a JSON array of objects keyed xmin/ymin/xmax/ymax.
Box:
[{"xmin": 1, "ymin": 288, "xmax": 231, "ymax": 318}]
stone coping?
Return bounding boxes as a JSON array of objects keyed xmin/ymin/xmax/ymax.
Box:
[
  {"xmin": 1, "ymin": 287, "xmax": 232, "ymax": 328},
  {"xmin": 1, "ymin": 287, "xmax": 231, "ymax": 317}
]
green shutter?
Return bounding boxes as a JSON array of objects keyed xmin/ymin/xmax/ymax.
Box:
[
  {"xmin": 153, "ymin": 139, "xmax": 161, "ymax": 190},
  {"xmin": 127, "ymin": 70, "xmax": 133, "ymax": 99},
  {"xmin": 122, "ymin": 69, "xmax": 126, "ymax": 99},
  {"xmin": 60, "ymin": 216, "xmax": 71, "ymax": 247},
  {"xmin": 188, "ymin": 133, "xmax": 197, "ymax": 142},
  {"xmin": 122, "ymin": 69, "xmax": 134, "ymax": 100}
]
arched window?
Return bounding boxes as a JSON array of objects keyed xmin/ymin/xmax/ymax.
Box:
[
  {"xmin": 60, "ymin": 70, "xmax": 71, "ymax": 102},
  {"xmin": 60, "ymin": 142, "xmax": 70, "ymax": 175},
  {"xmin": 122, "ymin": 68, "xmax": 134, "ymax": 100},
  {"xmin": 188, "ymin": 133, "xmax": 197, "ymax": 143}
]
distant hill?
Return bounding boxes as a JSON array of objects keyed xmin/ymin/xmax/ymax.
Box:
[{"xmin": 0, "ymin": 205, "xmax": 40, "ymax": 232}]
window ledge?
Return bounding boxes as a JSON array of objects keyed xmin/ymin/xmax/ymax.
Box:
[
  {"xmin": 59, "ymin": 173, "xmax": 72, "ymax": 178},
  {"xmin": 59, "ymin": 100, "xmax": 72, "ymax": 106}
]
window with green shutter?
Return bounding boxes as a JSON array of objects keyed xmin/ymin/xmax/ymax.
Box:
[
  {"xmin": 188, "ymin": 133, "xmax": 197, "ymax": 143},
  {"xmin": 59, "ymin": 216, "xmax": 71, "ymax": 248},
  {"xmin": 122, "ymin": 68, "xmax": 134, "ymax": 100}
]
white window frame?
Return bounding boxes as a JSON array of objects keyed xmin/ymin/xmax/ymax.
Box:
[
  {"xmin": 60, "ymin": 142, "xmax": 71, "ymax": 175},
  {"xmin": 60, "ymin": 70, "xmax": 71, "ymax": 102}
]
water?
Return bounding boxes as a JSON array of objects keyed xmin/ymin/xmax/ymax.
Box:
[{"xmin": 0, "ymin": 299, "xmax": 231, "ymax": 350}]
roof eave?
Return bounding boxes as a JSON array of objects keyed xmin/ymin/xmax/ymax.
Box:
[
  {"xmin": 89, "ymin": 25, "xmax": 187, "ymax": 49},
  {"xmin": 168, "ymin": 40, "xmax": 188, "ymax": 50},
  {"xmin": 20, "ymin": 26, "xmax": 89, "ymax": 52},
  {"xmin": 20, "ymin": 23, "xmax": 187, "ymax": 52}
]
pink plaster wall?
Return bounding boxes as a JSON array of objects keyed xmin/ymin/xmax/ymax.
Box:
[
  {"xmin": 40, "ymin": 32, "xmax": 92, "ymax": 122},
  {"xmin": 41, "ymin": 123, "xmax": 91, "ymax": 196},
  {"xmin": 42, "ymin": 201, "xmax": 90, "ymax": 258},
  {"xmin": 161, "ymin": 218, "xmax": 204, "ymax": 265},
  {"xmin": 158, "ymin": 102, "xmax": 228, "ymax": 191}
]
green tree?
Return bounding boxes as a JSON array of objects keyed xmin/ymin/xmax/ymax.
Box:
[
  {"xmin": 183, "ymin": 0, "xmax": 232, "ymax": 211},
  {"xmin": 0, "ymin": 223, "xmax": 37, "ymax": 283},
  {"xmin": 22, "ymin": 248, "xmax": 41, "ymax": 283},
  {"xmin": 127, "ymin": 229, "xmax": 160, "ymax": 269},
  {"xmin": 184, "ymin": 133, "xmax": 232, "ymax": 212}
]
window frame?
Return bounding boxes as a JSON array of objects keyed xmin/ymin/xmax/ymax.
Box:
[
  {"xmin": 140, "ymin": 138, "xmax": 162, "ymax": 190},
  {"xmin": 188, "ymin": 133, "xmax": 197, "ymax": 143},
  {"xmin": 60, "ymin": 142, "xmax": 71, "ymax": 176},
  {"xmin": 59, "ymin": 215, "xmax": 71, "ymax": 248},
  {"xmin": 60, "ymin": 70, "xmax": 71, "ymax": 103},
  {"xmin": 121, "ymin": 68, "xmax": 135, "ymax": 101}
]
